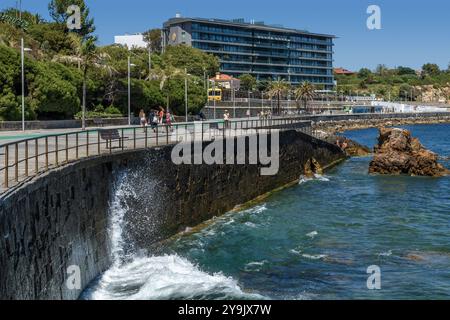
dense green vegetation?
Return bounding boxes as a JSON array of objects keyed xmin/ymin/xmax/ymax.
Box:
[
  {"xmin": 335, "ymin": 64, "xmax": 450, "ymax": 101},
  {"xmin": 0, "ymin": 1, "xmax": 219, "ymax": 121}
]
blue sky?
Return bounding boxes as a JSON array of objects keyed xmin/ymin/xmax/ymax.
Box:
[{"xmin": 2, "ymin": 0, "xmax": 450, "ymax": 71}]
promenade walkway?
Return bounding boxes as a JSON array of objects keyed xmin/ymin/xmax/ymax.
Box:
[{"xmin": 0, "ymin": 117, "xmax": 311, "ymax": 194}]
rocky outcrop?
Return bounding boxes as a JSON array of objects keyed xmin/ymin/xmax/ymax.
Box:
[
  {"xmin": 369, "ymin": 127, "xmax": 450, "ymax": 177},
  {"xmin": 413, "ymin": 85, "xmax": 450, "ymax": 104},
  {"xmin": 314, "ymin": 130, "xmax": 371, "ymax": 157}
]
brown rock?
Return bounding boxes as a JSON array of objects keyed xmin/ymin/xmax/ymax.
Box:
[
  {"xmin": 369, "ymin": 127, "xmax": 450, "ymax": 177},
  {"xmin": 304, "ymin": 158, "xmax": 323, "ymax": 177}
]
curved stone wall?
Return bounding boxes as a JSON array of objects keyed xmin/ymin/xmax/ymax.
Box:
[{"xmin": 0, "ymin": 130, "xmax": 345, "ymax": 300}]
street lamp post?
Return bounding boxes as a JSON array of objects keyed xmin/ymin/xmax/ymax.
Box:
[
  {"xmin": 213, "ymin": 80, "xmax": 216, "ymax": 119},
  {"xmin": 148, "ymin": 42, "xmax": 152, "ymax": 77},
  {"xmin": 232, "ymin": 86, "xmax": 236, "ymax": 118},
  {"xmin": 184, "ymin": 68, "xmax": 188, "ymax": 122},
  {"xmin": 127, "ymin": 57, "xmax": 137, "ymax": 126},
  {"xmin": 248, "ymin": 90, "xmax": 251, "ymax": 117},
  {"xmin": 261, "ymin": 91, "xmax": 264, "ymax": 113},
  {"xmin": 21, "ymin": 38, "xmax": 32, "ymax": 132}
]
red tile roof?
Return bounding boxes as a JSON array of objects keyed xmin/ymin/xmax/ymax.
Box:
[{"xmin": 334, "ymin": 68, "xmax": 355, "ymax": 75}]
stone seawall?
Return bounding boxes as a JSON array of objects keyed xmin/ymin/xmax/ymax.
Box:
[
  {"xmin": 118, "ymin": 130, "xmax": 345, "ymax": 249},
  {"xmin": 0, "ymin": 130, "xmax": 345, "ymax": 300}
]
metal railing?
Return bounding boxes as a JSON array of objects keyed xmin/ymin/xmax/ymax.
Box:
[{"xmin": 0, "ymin": 117, "xmax": 312, "ymax": 194}]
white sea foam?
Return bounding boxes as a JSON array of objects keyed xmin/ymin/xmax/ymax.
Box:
[
  {"xmin": 248, "ymin": 204, "xmax": 267, "ymax": 215},
  {"xmin": 244, "ymin": 260, "xmax": 268, "ymax": 272},
  {"xmin": 299, "ymin": 174, "xmax": 330, "ymax": 185},
  {"xmin": 301, "ymin": 254, "xmax": 328, "ymax": 260},
  {"xmin": 245, "ymin": 222, "xmax": 258, "ymax": 228},
  {"xmin": 378, "ymin": 250, "xmax": 393, "ymax": 257},
  {"xmin": 84, "ymin": 254, "xmax": 262, "ymax": 300},
  {"xmin": 306, "ymin": 231, "xmax": 319, "ymax": 239}
]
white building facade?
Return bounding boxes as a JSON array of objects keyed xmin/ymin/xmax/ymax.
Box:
[{"xmin": 114, "ymin": 34, "xmax": 147, "ymax": 49}]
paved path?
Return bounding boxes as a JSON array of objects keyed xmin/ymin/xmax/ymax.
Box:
[{"xmin": 0, "ymin": 118, "xmax": 305, "ymax": 193}]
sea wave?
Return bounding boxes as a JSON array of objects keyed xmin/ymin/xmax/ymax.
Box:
[
  {"xmin": 83, "ymin": 255, "xmax": 264, "ymax": 300},
  {"xmin": 306, "ymin": 231, "xmax": 319, "ymax": 239},
  {"xmin": 301, "ymin": 254, "xmax": 328, "ymax": 260},
  {"xmin": 299, "ymin": 174, "xmax": 330, "ymax": 185}
]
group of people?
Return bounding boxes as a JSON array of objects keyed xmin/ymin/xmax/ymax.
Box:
[
  {"xmin": 336, "ymin": 138, "xmax": 349, "ymax": 151},
  {"xmin": 258, "ymin": 110, "xmax": 272, "ymax": 120},
  {"xmin": 138, "ymin": 107, "xmax": 173, "ymax": 131}
]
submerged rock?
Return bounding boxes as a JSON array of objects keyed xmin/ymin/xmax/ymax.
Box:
[
  {"xmin": 304, "ymin": 158, "xmax": 323, "ymax": 177},
  {"xmin": 369, "ymin": 127, "xmax": 450, "ymax": 177}
]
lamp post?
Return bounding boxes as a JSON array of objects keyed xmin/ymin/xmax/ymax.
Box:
[
  {"xmin": 148, "ymin": 41, "xmax": 152, "ymax": 77},
  {"xmin": 248, "ymin": 90, "xmax": 251, "ymax": 117},
  {"xmin": 127, "ymin": 56, "xmax": 137, "ymax": 126},
  {"xmin": 213, "ymin": 80, "xmax": 216, "ymax": 119},
  {"xmin": 184, "ymin": 68, "xmax": 189, "ymax": 122},
  {"xmin": 261, "ymin": 91, "xmax": 264, "ymax": 113},
  {"xmin": 21, "ymin": 38, "xmax": 32, "ymax": 131},
  {"xmin": 232, "ymin": 86, "xmax": 236, "ymax": 118}
]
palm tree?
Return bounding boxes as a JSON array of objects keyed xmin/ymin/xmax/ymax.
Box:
[
  {"xmin": 267, "ymin": 78, "xmax": 290, "ymax": 115},
  {"xmin": 53, "ymin": 35, "xmax": 114, "ymax": 129},
  {"xmin": 294, "ymin": 81, "xmax": 316, "ymax": 113},
  {"xmin": 152, "ymin": 64, "xmax": 184, "ymax": 112}
]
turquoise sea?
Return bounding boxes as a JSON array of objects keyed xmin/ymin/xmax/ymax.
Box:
[{"xmin": 83, "ymin": 124, "xmax": 450, "ymax": 300}]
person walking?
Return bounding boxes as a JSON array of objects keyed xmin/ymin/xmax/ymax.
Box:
[
  {"xmin": 158, "ymin": 107, "xmax": 164, "ymax": 124},
  {"xmin": 166, "ymin": 110, "xmax": 173, "ymax": 132},
  {"xmin": 149, "ymin": 110, "xmax": 157, "ymax": 132},
  {"xmin": 139, "ymin": 109, "xmax": 147, "ymax": 127},
  {"xmin": 223, "ymin": 110, "xmax": 230, "ymax": 129}
]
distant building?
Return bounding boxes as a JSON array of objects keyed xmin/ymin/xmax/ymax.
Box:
[
  {"xmin": 334, "ymin": 67, "xmax": 355, "ymax": 75},
  {"xmin": 209, "ymin": 73, "xmax": 240, "ymax": 90},
  {"xmin": 114, "ymin": 34, "xmax": 147, "ymax": 49},
  {"xmin": 162, "ymin": 16, "xmax": 335, "ymax": 90}
]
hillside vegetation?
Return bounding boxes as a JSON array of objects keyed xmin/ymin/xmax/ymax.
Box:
[
  {"xmin": 335, "ymin": 64, "xmax": 450, "ymax": 103},
  {"xmin": 0, "ymin": 1, "xmax": 219, "ymax": 121}
]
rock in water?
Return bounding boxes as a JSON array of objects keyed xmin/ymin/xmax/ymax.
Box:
[
  {"xmin": 304, "ymin": 158, "xmax": 323, "ymax": 178},
  {"xmin": 369, "ymin": 127, "xmax": 450, "ymax": 177}
]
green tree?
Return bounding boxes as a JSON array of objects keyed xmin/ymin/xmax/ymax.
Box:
[
  {"xmin": 376, "ymin": 64, "xmax": 388, "ymax": 76},
  {"xmin": 422, "ymin": 63, "xmax": 441, "ymax": 77},
  {"xmin": 358, "ymin": 68, "xmax": 372, "ymax": 79},
  {"xmin": 152, "ymin": 64, "xmax": 183, "ymax": 111},
  {"xmin": 48, "ymin": 0, "xmax": 94, "ymax": 38},
  {"xmin": 162, "ymin": 45, "xmax": 219, "ymax": 77},
  {"xmin": 29, "ymin": 61, "xmax": 80, "ymax": 118},
  {"xmin": 294, "ymin": 81, "xmax": 316, "ymax": 112},
  {"xmin": 28, "ymin": 23, "xmax": 73, "ymax": 56},
  {"xmin": 267, "ymin": 78, "xmax": 290, "ymax": 115},
  {"xmin": 398, "ymin": 84, "xmax": 418, "ymax": 101},
  {"xmin": 0, "ymin": 45, "xmax": 21, "ymax": 120},
  {"xmin": 143, "ymin": 28, "xmax": 162, "ymax": 53},
  {"xmin": 396, "ymin": 66, "xmax": 416, "ymax": 76},
  {"xmin": 239, "ymin": 74, "xmax": 257, "ymax": 91},
  {"xmin": 54, "ymin": 35, "xmax": 114, "ymax": 127}
]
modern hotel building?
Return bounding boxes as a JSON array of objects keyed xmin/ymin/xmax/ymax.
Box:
[{"xmin": 162, "ymin": 17, "xmax": 335, "ymax": 89}]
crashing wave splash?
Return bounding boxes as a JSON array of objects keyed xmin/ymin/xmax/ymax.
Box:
[
  {"xmin": 82, "ymin": 255, "xmax": 262, "ymax": 300},
  {"xmin": 299, "ymin": 174, "xmax": 330, "ymax": 185},
  {"xmin": 83, "ymin": 169, "xmax": 261, "ymax": 300}
]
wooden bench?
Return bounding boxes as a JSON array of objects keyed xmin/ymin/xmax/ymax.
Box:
[
  {"xmin": 99, "ymin": 129, "xmax": 127, "ymax": 149},
  {"xmin": 93, "ymin": 118, "xmax": 104, "ymax": 127}
]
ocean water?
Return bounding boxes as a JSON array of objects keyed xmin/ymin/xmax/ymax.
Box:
[{"xmin": 83, "ymin": 124, "xmax": 450, "ymax": 300}]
